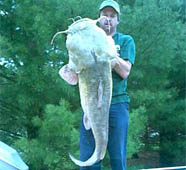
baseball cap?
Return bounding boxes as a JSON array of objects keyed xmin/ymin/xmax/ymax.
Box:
[{"xmin": 99, "ymin": 0, "xmax": 120, "ymax": 14}]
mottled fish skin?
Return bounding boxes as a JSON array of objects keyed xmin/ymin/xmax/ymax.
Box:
[
  {"xmin": 69, "ymin": 59, "xmax": 112, "ymax": 166},
  {"xmin": 63, "ymin": 18, "xmax": 118, "ymax": 167}
]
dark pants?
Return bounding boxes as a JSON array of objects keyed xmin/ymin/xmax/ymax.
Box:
[{"xmin": 79, "ymin": 102, "xmax": 129, "ymax": 170}]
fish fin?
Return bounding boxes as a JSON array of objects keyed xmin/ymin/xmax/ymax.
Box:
[
  {"xmin": 91, "ymin": 50, "xmax": 97, "ymax": 64},
  {"xmin": 69, "ymin": 152, "xmax": 100, "ymax": 167},
  {"xmin": 97, "ymin": 80, "xmax": 103, "ymax": 108},
  {"xmin": 83, "ymin": 114, "xmax": 91, "ymax": 130}
]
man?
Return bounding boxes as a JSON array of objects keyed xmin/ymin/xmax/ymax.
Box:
[{"xmin": 59, "ymin": 0, "xmax": 135, "ymax": 169}]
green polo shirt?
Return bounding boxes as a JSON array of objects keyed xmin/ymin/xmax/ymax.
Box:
[{"xmin": 111, "ymin": 32, "xmax": 136, "ymax": 104}]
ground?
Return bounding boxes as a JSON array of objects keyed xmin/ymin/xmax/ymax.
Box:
[{"xmin": 127, "ymin": 151, "xmax": 160, "ymax": 170}]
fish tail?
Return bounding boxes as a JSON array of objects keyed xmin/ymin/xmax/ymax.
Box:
[{"xmin": 69, "ymin": 149, "xmax": 100, "ymax": 167}]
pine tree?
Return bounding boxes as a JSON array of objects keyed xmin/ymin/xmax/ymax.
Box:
[
  {"xmin": 121, "ymin": 0, "xmax": 186, "ymax": 166},
  {"xmin": 1, "ymin": 0, "xmax": 185, "ymax": 169}
]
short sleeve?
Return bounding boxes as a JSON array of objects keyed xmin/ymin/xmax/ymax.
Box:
[{"xmin": 120, "ymin": 35, "xmax": 136, "ymax": 65}]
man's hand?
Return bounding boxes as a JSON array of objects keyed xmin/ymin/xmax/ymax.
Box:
[
  {"xmin": 112, "ymin": 55, "xmax": 132, "ymax": 79},
  {"xmin": 111, "ymin": 58, "xmax": 117, "ymax": 69},
  {"xmin": 59, "ymin": 64, "xmax": 78, "ymax": 85}
]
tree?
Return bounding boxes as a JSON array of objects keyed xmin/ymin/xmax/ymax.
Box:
[
  {"xmin": 0, "ymin": 0, "xmax": 81, "ymax": 169},
  {"xmin": 120, "ymin": 0, "xmax": 186, "ymax": 166},
  {"xmin": 0, "ymin": 0, "xmax": 185, "ymax": 169}
]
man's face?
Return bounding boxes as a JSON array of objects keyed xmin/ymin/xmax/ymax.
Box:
[{"xmin": 99, "ymin": 6, "xmax": 119, "ymax": 35}]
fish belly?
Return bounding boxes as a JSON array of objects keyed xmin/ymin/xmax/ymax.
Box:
[{"xmin": 78, "ymin": 61, "xmax": 112, "ymax": 161}]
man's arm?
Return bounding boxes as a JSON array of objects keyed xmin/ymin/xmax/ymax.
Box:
[
  {"xmin": 112, "ymin": 55, "xmax": 132, "ymax": 79},
  {"xmin": 59, "ymin": 64, "xmax": 78, "ymax": 85}
]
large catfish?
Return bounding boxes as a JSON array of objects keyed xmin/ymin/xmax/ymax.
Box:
[{"xmin": 52, "ymin": 17, "xmax": 119, "ymax": 167}]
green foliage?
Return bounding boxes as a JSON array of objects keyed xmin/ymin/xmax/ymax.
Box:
[
  {"xmin": 127, "ymin": 106, "xmax": 147, "ymax": 157},
  {"xmin": 0, "ymin": 0, "xmax": 185, "ymax": 169},
  {"xmin": 14, "ymin": 99, "xmax": 81, "ymax": 170},
  {"xmin": 121, "ymin": 0, "xmax": 186, "ymax": 166}
]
